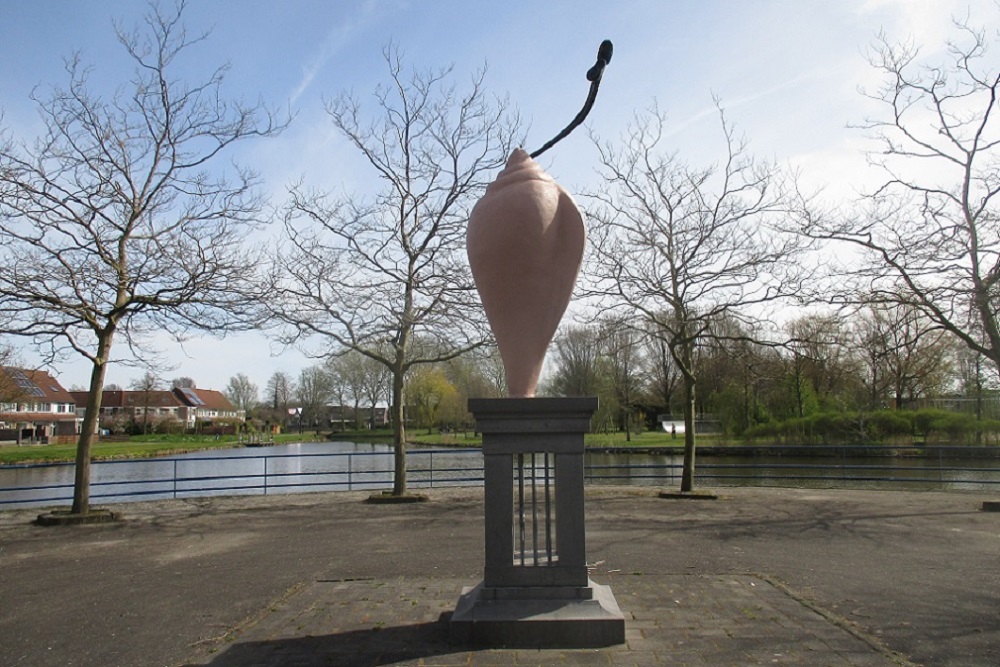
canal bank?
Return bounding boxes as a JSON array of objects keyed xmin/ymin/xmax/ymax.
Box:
[
  {"xmin": 3, "ymin": 442, "xmax": 1000, "ymax": 508},
  {"xmin": 0, "ymin": 486, "xmax": 996, "ymax": 667}
]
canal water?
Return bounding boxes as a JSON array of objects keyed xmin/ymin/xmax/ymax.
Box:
[{"xmin": 1, "ymin": 442, "xmax": 997, "ymax": 508}]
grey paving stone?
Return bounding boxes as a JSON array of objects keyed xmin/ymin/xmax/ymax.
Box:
[
  {"xmin": 177, "ymin": 574, "xmax": 907, "ymax": 666},
  {"xmin": 2, "ymin": 486, "xmax": 993, "ymax": 666}
]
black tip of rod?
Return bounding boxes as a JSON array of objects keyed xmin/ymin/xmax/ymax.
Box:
[
  {"xmin": 531, "ymin": 39, "xmax": 614, "ymax": 159},
  {"xmin": 587, "ymin": 40, "xmax": 614, "ymax": 81}
]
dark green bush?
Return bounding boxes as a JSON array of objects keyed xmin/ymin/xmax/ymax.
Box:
[{"xmin": 741, "ymin": 408, "xmax": 1000, "ymax": 446}]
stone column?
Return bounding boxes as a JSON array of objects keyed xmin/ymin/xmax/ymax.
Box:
[{"xmin": 450, "ymin": 397, "xmax": 625, "ymax": 647}]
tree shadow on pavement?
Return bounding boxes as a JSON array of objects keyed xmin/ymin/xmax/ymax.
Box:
[{"xmin": 182, "ymin": 617, "xmax": 465, "ymax": 667}]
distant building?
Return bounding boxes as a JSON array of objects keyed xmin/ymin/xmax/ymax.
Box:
[
  {"xmin": 172, "ymin": 387, "xmax": 244, "ymax": 424},
  {"xmin": 325, "ymin": 405, "xmax": 389, "ymax": 429},
  {"xmin": 657, "ymin": 413, "xmax": 722, "ymax": 435},
  {"xmin": 70, "ymin": 386, "xmax": 244, "ymax": 432},
  {"xmin": 286, "ymin": 404, "xmax": 390, "ymax": 431},
  {"xmin": 0, "ymin": 367, "xmax": 79, "ymax": 444}
]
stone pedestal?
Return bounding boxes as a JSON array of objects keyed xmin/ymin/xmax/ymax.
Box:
[{"xmin": 450, "ymin": 397, "xmax": 625, "ymax": 647}]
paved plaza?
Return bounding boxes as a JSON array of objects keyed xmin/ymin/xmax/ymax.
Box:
[{"xmin": 0, "ymin": 486, "xmax": 996, "ymax": 666}]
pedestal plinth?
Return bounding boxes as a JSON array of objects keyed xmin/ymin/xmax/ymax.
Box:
[{"xmin": 450, "ymin": 397, "xmax": 625, "ymax": 647}]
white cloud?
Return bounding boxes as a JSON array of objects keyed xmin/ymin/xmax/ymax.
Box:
[{"xmin": 287, "ymin": 0, "xmax": 407, "ymax": 107}]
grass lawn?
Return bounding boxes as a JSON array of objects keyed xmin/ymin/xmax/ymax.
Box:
[
  {"xmin": 0, "ymin": 432, "xmax": 327, "ymax": 465},
  {"xmin": 0, "ymin": 428, "xmax": 727, "ymax": 465},
  {"xmin": 406, "ymin": 428, "xmax": 725, "ymax": 449}
]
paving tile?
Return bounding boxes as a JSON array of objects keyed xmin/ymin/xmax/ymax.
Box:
[{"xmin": 181, "ymin": 574, "xmax": 907, "ymax": 666}]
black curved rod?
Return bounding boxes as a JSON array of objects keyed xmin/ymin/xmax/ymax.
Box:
[{"xmin": 530, "ymin": 39, "xmax": 614, "ymax": 159}]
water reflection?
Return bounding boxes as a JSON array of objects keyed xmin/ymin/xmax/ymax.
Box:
[
  {"xmin": 586, "ymin": 451, "xmax": 1000, "ymax": 492},
  {"xmin": 0, "ymin": 443, "xmax": 997, "ymax": 508}
]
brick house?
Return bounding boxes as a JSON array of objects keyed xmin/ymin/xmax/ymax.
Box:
[
  {"xmin": 173, "ymin": 387, "xmax": 244, "ymax": 424},
  {"xmin": 71, "ymin": 386, "xmax": 244, "ymax": 433},
  {"xmin": 0, "ymin": 367, "xmax": 79, "ymax": 445}
]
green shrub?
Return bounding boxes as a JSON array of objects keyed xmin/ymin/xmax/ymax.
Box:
[
  {"xmin": 739, "ymin": 407, "xmax": 1000, "ymax": 446},
  {"xmin": 865, "ymin": 411, "xmax": 911, "ymax": 440}
]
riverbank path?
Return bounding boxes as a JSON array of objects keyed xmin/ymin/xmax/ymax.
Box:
[{"xmin": 0, "ymin": 486, "xmax": 997, "ymax": 666}]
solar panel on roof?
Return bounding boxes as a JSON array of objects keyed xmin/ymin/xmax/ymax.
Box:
[
  {"xmin": 178, "ymin": 387, "xmax": 205, "ymax": 406},
  {"xmin": 9, "ymin": 369, "xmax": 44, "ymax": 397}
]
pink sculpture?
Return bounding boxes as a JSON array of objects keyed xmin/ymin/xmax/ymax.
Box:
[{"xmin": 466, "ymin": 148, "xmax": 586, "ymax": 397}]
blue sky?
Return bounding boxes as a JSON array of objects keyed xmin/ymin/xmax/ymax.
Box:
[{"xmin": 1, "ymin": 0, "xmax": 997, "ymax": 394}]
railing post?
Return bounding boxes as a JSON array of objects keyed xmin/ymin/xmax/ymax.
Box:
[
  {"xmin": 173, "ymin": 459, "xmax": 178, "ymax": 499},
  {"xmin": 263, "ymin": 457, "xmax": 268, "ymax": 496}
]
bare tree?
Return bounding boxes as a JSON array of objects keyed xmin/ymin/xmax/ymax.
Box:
[
  {"xmin": 698, "ymin": 315, "xmax": 778, "ymax": 434},
  {"xmin": 855, "ymin": 301, "xmax": 954, "ymax": 410},
  {"xmin": 271, "ymin": 47, "xmax": 519, "ymax": 495},
  {"xmin": 796, "ymin": 12, "xmax": 1000, "ymax": 378},
  {"xmin": 224, "ymin": 373, "xmax": 259, "ymax": 417},
  {"xmin": 171, "ymin": 377, "xmax": 197, "ymax": 389},
  {"xmin": 129, "ymin": 371, "xmax": 162, "ymax": 435},
  {"xmin": 328, "ymin": 350, "xmax": 369, "ymax": 429},
  {"xmin": 598, "ymin": 317, "xmax": 644, "ymax": 440},
  {"xmin": 955, "ymin": 328, "xmax": 1000, "ymax": 424},
  {"xmin": 0, "ymin": 2, "xmax": 284, "ymax": 514},
  {"xmin": 263, "ymin": 370, "xmax": 295, "ymax": 427},
  {"xmin": 586, "ymin": 103, "xmax": 808, "ymax": 492},
  {"xmin": 545, "ymin": 325, "xmax": 606, "ymax": 398},
  {"xmin": 642, "ymin": 333, "xmax": 682, "ymax": 420},
  {"xmin": 785, "ymin": 314, "xmax": 863, "ymax": 412},
  {"xmin": 296, "ymin": 365, "xmax": 333, "ymax": 433},
  {"xmin": 445, "ymin": 349, "xmax": 506, "ymax": 414},
  {"xmin": 477, "ymin": 346, "xmax": 507, "ymax": 398},
  {"xmin": 359, "ymin": 353, "xmax": 391, "ymax": 430}
]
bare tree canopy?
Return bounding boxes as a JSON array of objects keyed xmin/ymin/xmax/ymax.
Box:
[
  {"xmin": 264, "ymin": 371, "xmax": 294, "ymax": 410},
  {"xmin": 296, "ymin": 364, "xmax": 334, "ymax": 432},
  {"xmin": 585, "ymin": 103, "xmax": 810, "ymax": 491},
  {"xmin": 795, "ymin": 12, "xmax": 1000, "ymax": 377},
  {"xmin": 270, "ymin": 46, "xmax": 520, "ymax": 495},
  {"xmin": 0, "ymin": 1, "xmax": 285, "ymax": 514},
  {"xmin": 854, "ymin": 300, "xmax": 954, "ymax": 410},
  {"xmin": 224, "ymin": 373, "xmax": 259, "ymax": 415},
  {"xmin": 130, "ymin": 371, "xmax": 161, "ymax": 393}
]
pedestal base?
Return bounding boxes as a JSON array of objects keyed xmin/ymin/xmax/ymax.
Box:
[{"xmin": 449, "ymin": 579, "xmax": 625, "ymax": 647}]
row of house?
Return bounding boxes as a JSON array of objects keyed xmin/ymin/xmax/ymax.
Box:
[{"xmin": 0, "ymin": 367, "xmax": 242, "ymax": 445}]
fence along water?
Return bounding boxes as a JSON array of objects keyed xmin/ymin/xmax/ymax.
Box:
[{"xmin": 1, "ymin": 444, "xmax": 998, "ymax": 508}]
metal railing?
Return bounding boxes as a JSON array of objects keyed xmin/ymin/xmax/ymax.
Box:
[
  {"xmin": 0, "ymin": 449, "xmax": 485, "ymax": 508},
  {"xmin": 583, "ymin": 444, "xmax": 1000, "ymax": 490},
  {"xmin": 1, "ymin": 445, "xmax": 998, "ymax": 508}
]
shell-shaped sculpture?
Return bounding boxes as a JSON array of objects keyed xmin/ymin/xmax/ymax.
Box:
[{"xmin": 467, "ymin": 148, "xmax": 586, "ymax": 397}]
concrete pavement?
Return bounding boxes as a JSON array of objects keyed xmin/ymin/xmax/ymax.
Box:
[{"xmin": 0, "ymin": 486, "xmax": 996, "ymax": 666}]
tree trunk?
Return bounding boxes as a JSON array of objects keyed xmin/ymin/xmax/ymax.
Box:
[
  {"xmin": 72, "ymin": 333, "xmax": 113, "ymax": 515},
  {"xmin": 390, "ymin": 368, "xmax": 407, "ymax": 496},
  {"xmin": 680, "ymin": 373, "xmax": 697, "ymax": 493}
]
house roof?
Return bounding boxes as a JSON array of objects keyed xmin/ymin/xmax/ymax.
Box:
[
  {"xmin": 173, "ymin": 387, "xmax": 237, "ymax": 412},
  {"xmin": 71, "ymin": 390, "xmax": 187, "ymax": 410},
  {"xmin": 0, "ymin": 367, "xmax": 75, "ymax": 405},
  {"xmin": 65, "ymin": 387, "xmax": 237, "ymax": 413}
]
